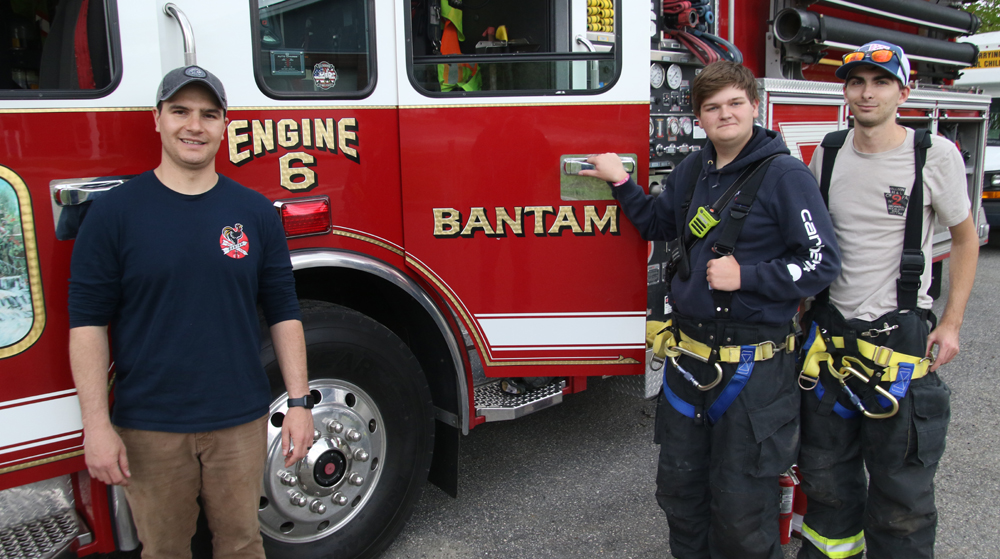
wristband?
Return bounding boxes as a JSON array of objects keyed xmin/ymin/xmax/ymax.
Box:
[{"xmin": 611, "ymin": 176, "xmax": 630, "ymax": 187}]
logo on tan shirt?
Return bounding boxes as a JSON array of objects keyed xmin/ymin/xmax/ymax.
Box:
[{"xmin": 884, "ymin": 186, "xmax": 909, "ymax": 216}]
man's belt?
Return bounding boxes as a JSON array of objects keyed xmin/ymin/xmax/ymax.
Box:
[
  {"xmin": 800, "ymin": 328, "xmax": 931, "ymax": 385},
  {"xmin": 647, "ymin": 320, "xmax": 794, "ymax": 424},
  {"xmin": 647, "ymin": 321, "xmax": 795, "ymax": 367},
  {"xmin": 799, "ymin": 324, "xmax": 931, "ymax": 420}
]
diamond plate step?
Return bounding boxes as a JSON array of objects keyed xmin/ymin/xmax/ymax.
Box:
[
  {"xmin": 0, "ymin": 510, "xmax": 89, "ymax": 559},
  {"xmin": 475, "ymin": 380, "xmax": 567, "ymax": 422}
]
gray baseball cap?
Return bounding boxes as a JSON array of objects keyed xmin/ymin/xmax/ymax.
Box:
[{"xmin": 156, "ymin": 65, "xmax": 227, "ymax": 111}]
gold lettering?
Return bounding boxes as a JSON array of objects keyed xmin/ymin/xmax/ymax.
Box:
[
  {"xmin": 524, "ymin": 206, "xmax": 555, "ymax": 235},
  {"xmin": 227, "ymin": 120, "xmax": 251, "ymax": 165},
  {"xmin": 277, "ymin": 119, "xmax": 299, "ymax": 148},
  {"xmin": 314, "ymin": 118, "xmax": 337, "ymax": 151},
  {"xmin": 433, "ymin": 208, "xmax": 461, "ymax": 236},
  {"xmin": 495, "ymin": 207, "xmax": 523, "ymax": 236},
  {"xmin": 279, "ymin": 152, "xmax": 317, "ymax": 191},
  {"xmin": 339, "ymin": 118, "xmax": 359, "ymax": 163},
  {"xmin": 301, "ymin": 118, "xmax": 312, "ymax": 148},
  {"xmin": 583, "ymin": 205, "xmax": 618, "ymax": 234},
  {"xmin": 252, "ymin": 119, "xmax": 275, "ymax": 156},
  {"xmin": 461, "ymin": 208, "xmax": 495, "ymax": 236},
  {"xmin": 548, "ymin": 206, "xmax": 583, "ymax": 234}
]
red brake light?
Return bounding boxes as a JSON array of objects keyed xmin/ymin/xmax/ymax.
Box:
[{"xmin": 275, "ymin": 197, "xmax": 332, "ymax": 238}]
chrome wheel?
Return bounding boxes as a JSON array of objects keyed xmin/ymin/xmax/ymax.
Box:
[{"xmin": 259, "ymin": 379, "xmax": 386, "ymax": 543}]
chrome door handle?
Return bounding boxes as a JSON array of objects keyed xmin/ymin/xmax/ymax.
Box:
[
  {"xmin": 562, "ymin": 156, "xmax": 636, "ymax": 175},
  {"xmin": 51, "ymin": 176, "xmax": 132, "ymax": 206}
]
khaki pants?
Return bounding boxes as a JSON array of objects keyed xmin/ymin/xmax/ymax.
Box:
[{"xmin": 116, "ymin": 416, "xmax": 268, "ymax": 559}]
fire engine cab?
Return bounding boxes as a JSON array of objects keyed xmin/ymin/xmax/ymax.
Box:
[{"xmin": 0, "ymin": 0, "xmax": 989, "ymax": 557}]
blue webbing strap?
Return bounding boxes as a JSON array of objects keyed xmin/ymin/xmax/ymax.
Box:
[
  {"xmin": 662, "ymin": 367, "xmax": 697, "ymax": 419},
  {"xmin": 877, "ymin": 361, "xmax": 914, "ymax": 409},
  {"xmin": 814, "ymin": 376, "xmax": 862, "ymax": 419},
  {"xmin": 661, "ymin": 345, "xmax": 758, "ymax": 425},
  {"xmin": 706, "ymin": 346, "xmax": 756, "ymax": 424}
]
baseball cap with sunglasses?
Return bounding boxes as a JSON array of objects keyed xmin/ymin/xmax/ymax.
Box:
[{"xmin": 835, "ymin": 41, "xmax": 911, "ymax": 86}]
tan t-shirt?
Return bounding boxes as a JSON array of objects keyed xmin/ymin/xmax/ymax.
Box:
[{"xmin": 808, "ymin": 128, "xmax": 970, "ymax": 321}]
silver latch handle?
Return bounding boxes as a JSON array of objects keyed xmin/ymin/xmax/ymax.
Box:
[
  {"xmin": 164, "ymin": 3, "xmax": 197, "ymax": 66},
  {"xmin": 52, "ymin": 177, "xmax": 131, "ymax": 206},
  {"xmin": 562, "ymin": 156, "xmax": 636, "ymax": 176}
]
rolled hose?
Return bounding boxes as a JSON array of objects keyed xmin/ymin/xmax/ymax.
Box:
[{"xmin": 774, "ymin": 8, "xmax": 978, "ymax": 67}]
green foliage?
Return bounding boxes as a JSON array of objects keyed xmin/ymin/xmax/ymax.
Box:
[{"xmin": 968, "ymin": 1, "xmax": 1000, "ymax": 34}]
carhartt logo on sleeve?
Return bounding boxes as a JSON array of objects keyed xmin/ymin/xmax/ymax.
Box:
[
  {"xmin": 884, "ymin": 186, "xmax": 909, "ymax": 216},
  {"xmin": 220, "ymin": 224, "xmax": 249, "ymax": 259}
]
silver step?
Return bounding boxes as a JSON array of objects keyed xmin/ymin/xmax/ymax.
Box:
[
  {"xmin": 0, "ymin": 510, "xmax": 90, "ymax": 559},
  {"xmin": 475, "ymin": 380, "xmax": 567, "ymax": 422}
]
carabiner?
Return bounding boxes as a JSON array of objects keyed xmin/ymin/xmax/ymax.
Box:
[
  {"xmin": 669, "ymin": 355, "xmax": 723, "ymax": 391},
  {"xmin": 841, "ymin": 366, "xmax": 899, "ymax": 419}
]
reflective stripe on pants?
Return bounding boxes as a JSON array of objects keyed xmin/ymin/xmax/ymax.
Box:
[{"xmin": 801, "ymin": 523, "xmax": 864, "ymax": 558}]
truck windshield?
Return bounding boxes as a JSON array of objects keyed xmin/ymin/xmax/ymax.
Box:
[{"xmin": 989, "ymin": 98, "xmax": 1000, "ymax": 147}]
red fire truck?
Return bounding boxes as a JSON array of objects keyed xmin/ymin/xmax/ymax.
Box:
[{"xmin": 0, "ymin": 0, "xmax": 989, "ymax": 557}]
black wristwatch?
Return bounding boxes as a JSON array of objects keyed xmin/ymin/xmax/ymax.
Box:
[{"xmin": 287, "ymin": 394, "xmax": 315, "ymax": 409}]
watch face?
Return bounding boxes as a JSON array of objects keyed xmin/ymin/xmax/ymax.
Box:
[
  {"xmin": 650, "ymin": 63, "xmax": 665, "ymax": 89},
  {"xmin": 667, "ymin": 64, "xmax": 683, "ymax": 89}
]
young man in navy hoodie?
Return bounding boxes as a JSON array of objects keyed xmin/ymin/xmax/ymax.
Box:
[
  {"xmin": 583, "ymin": 61, "xmax": 841, "ymax": 559},
  {"xmin": 68, "ymin": 66, "xmax": 314, "ymax": 558}
]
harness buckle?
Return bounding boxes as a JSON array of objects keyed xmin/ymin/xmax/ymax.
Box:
[
  {"xmin": 872, "ymin": 345, "xmax": 894, "ymax": 367},
  {"xmin": 798, "ymin": 372, "xmax": 818, "ymax": 391}
]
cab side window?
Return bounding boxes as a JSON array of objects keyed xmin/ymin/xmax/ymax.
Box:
[
  {"xmin": 1, "ymin": 0, "xmax": 118, "ymax": 96},
  {"xmin": 407, "ymin": 0, "xmax": 619, "ymax": 96},
  {"xmin": 0, "ymin": 168, "xmax": 43, "ymax": 357},
  {"xmin": 253, "ymin": 0, "xmax": 375, "ymax": 98}
]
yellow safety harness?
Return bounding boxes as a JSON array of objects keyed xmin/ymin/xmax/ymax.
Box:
[
  {"xmin": 798, "ymin": 326, "xmax": 931, "ymax": 419},
  {"xmin": 647, "ymin": 320, "xmax": 795, "ymax": 390}
]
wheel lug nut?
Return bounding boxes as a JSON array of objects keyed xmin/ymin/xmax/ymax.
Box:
[
  {"xmin": 277, "ymin": 471, "xmax": 298, "ymax": 486},
  {"xmin": 313, "ymin": 429, "xmax": 322, "ymax": 441},
  {"xmin": 309, "ymin": 499, "xmax": 327, "ymax": 514},
  {"xmin": 346, "ymin": 429, "xmax": 362, "ymax": 442},
  {"xmin": 348, "ymin": 473, "xmax": 364, "ymax": 486},
  {"xmin": 329, "ymin": 436, "xmax": 344, "ymax": 448},
  {"xmin": 289, "ymin": 492, "xmax": 308, "ymax": 507},
  {"xmin": 332, "ymin": 493, "xmax": 348, "ymax": 506},
  {"xmin": 353, "ymin": 449, "xmax": 369, "ymax": 462},
  {"xmin": 324, "ymin": 418, "xmax": 344, "ymax": 434}
]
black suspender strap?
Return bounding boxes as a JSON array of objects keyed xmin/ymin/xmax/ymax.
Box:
[
  {"xmin": 819, "ymin": 129, "xmax": 850, "ymax": 206},
  {"xmin": 815, "ymin": 128, "xmax": 931, "ymax": 312},
  {"xmin": 710, "ymin": 154, "xmax": 781, "ymax": 318},
  {"xmin": 897, "ymin": 128, "xmax": 932, "ymax": 311}
]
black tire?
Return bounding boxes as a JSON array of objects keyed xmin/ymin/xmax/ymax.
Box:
[{"xmin": 258, "ymin": 301, "xmax": 434, "ymax": 559}]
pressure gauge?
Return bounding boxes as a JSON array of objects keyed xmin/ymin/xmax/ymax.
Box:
[
  {"xmin": 667, "ymin": 117, "xmax": 680, "ymax": 136},
  {"xmin": 667, "ymin": 64, "xmax": 683, "ymax": 90},
  {"xmin": 650, "ymin": 63, "xmax": 665, "ymax": 89},
  {"xmin": 681, "ymin": 117, "xmax": 693, "ymax": 135},
  {"xmin": 649, "ymin": 117, "xmax": 655, "ymax": 137}
]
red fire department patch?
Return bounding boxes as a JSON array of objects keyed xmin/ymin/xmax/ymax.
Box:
[{"xmin": 220, "ymin": 223, "xmax": 249, "ymax": 259}]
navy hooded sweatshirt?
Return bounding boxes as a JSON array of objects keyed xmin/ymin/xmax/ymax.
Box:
[{"xmin": 614, "ymin": 126, "xmax": 841, "ymax": 325}]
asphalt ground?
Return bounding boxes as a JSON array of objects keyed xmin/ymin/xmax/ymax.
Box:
[{"xmin": 382, "ymin": 246, "xmax": 1000, "ymax": 559}]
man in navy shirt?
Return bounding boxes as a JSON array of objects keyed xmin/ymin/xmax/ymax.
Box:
[{"xmin": 68, "ymin": 66, "xmax": 312, "ymax": 558}]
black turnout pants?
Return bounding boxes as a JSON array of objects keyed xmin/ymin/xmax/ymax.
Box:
[
  {"xmin": 797, "ymin": 308, "xmax": 951, "ymax": 559},
  {"xmin": 654, "ymin": 317, "xmax": 799, "ymax": 559}
]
